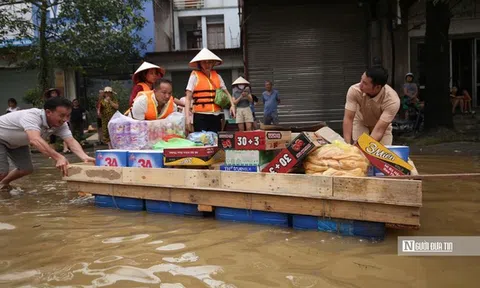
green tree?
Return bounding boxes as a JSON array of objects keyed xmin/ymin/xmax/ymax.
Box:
[{"xmin": 1, "ymin": 0, "xmax": 148, "ymax": 102}]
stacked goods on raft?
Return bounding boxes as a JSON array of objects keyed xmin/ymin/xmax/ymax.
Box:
[
  {"xmin": 303, "ymin": 141, "xmax": 370, "ymax": 177},
  {"xmin": 86, "ymin": 120, "xmax": 418, "ymax": 240},
  {"xmin": 218, "ymin": 131, "xmax": 291, "ymax": 172},
  {"xmin": 107, "ymin": 111, "xmax": 186, "ymax": 150}
]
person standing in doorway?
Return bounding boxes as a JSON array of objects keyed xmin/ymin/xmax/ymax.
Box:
[
  {"xmin": 262, "ymin": 80, "xmax": 280, "ymax": 125},
  {"xmin": 70, "ymin": 99, "xmax": 86, "ymax": 142},
  {"xmin": 5, "ymin": 98, "xmax": 20, "ymax": 114},
  {"xmin": 98, "ymin": 87, "xmax": 119, "ymax": 149},
  {"xmin": 96, "ymin": 92, "xmax": 104, "ymax": 145}
]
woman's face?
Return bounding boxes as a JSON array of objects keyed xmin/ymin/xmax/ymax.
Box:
[
  {"xmin": 452, "ymin": 87, "xmax": 458, "ymax": 94},
  {"xmin": 406, "ymin": 76, "xmax": 413, "ymax": 83},
  {"xmin": 145, "ymin": 69, "xmax": 161, "ymax": 83},
  {"xmin": 50, "ymin": 91, "xmax": 59, "ymax": 98},
  {"xmin": 200, "ymin": 60, "xmax": 215, "ymax": 73},
  {"xmin": 104, "ymin": 92, "xmax": 113, "ymax": 98}
]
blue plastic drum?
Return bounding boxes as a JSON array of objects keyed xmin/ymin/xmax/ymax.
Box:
[{"xmin": 373, "ymin": 145, "xmax": 410, "ymax": 176}]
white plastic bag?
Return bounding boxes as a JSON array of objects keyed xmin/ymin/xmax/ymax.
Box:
[{"xmin": 107, "ymin": 111, "xmax": 185, "ymax": 150}]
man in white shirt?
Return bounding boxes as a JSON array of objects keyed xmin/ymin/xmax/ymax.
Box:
[
  {"xmin": 129, "ymin": 79, "xmax": 177, "ymax": 120},
  {"xmin": 0, "ymin": 97, "xmax": 95, "ymax": 192}
]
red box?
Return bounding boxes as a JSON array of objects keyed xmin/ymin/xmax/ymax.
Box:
[
  {"xmin": 218, "ymin": 131, "xmax": 291, "ymax": 151},
  {"xmin": 262, "ymin": 132, "xmax": 323, "ymax": 173}
]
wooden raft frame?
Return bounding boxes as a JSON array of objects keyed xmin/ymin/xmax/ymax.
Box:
[{"xmin": 64, "ymin": 164, "xmax": 422, "ymax": 227}]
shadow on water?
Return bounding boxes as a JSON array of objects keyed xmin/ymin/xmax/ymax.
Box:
[{"xmin": 0, "ymin": 153, "xmax": 478, "ymax": 287}]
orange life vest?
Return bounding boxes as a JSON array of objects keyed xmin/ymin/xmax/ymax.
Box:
[
  {"xmin": 137, "ymin": 82, "xmax": 151, "ymax": 92},
  {"xmin": 126, "ymin": 91, "xmax": 175, "ymax": 120},
  {"xmin": 192, "ymin": 70, "xmax": 222, "ymax": 113}
]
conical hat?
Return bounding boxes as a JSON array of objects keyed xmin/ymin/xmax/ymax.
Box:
[
  {"xmin": 232, "ymin": 76, "xmax": 250, "ymax": 86},
  {"xmin": 43, "ymin": 88, "xmax": 61, "ymax": 99},
  {"xmin": 133, "ymin": 62, "xmax": 166, "ymax": 84},
  {"xmin": 189, "ymin": 48, "xmax": 223, "ymax": 68}
]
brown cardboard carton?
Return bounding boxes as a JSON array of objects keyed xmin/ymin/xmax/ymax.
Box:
[
  {"xmin": 356, "ymin": 133, "xmax": 413, "ymax": 176},
  {"xmin": 164, "ymin": 146, "xmax": 225, "ymax": 166},
  {"xmin": 262, "ymin": 132, "xmax": 324, "ymax": 173},
  {"xmin": 218, "ymin": 131, "xmax": 291, "ymax": 150}
]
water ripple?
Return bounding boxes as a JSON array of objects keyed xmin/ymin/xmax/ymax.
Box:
[{"xmin": 102, "ymin": 234, "xmax": 150, "ymax": 244}]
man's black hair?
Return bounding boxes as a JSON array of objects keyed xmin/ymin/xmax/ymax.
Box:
[
  {"xmin": 153, "ymin": 78, "xmax": 173, "ymax": 89},
  {"xmin": 365, "ymin": 66, "xmax": 389, "ymax": 87},
  {"xmin": 44, "ymin": 96, "xmax": 73, "ymax": 110},
  {"xmin": 7, "ymin": 98, "xmax": 17, "ymax": 105}
]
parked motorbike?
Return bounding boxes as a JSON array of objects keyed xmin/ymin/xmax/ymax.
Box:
[{"xmin": 392, "ymin": 106, "xmax": 424, "ymax": 135}]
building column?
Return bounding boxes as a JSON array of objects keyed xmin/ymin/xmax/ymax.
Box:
[
  {"xmin": 201, "ymin": 16, "xmax": 207, "ymax": 49},
  {"xmin": 174, "ymin": 11, "xmax": 180, "ymax": 51}
]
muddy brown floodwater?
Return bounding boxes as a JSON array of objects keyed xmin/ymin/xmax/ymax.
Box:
[{"xmin": 0, "ymin": 153, "xmax": 479, "ymax": 288}]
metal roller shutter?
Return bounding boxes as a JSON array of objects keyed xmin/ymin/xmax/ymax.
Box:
[{"xmin": 245, "ymin": 0, "xmax": 368, "ymax": 127}]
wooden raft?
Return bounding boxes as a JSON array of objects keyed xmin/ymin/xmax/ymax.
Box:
[{"xmin": 64, "ymin": 163, "xmax": 422, "ymax": 228}]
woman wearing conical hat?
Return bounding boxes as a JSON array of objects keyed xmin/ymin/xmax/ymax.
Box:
[
  {"xmin": 129, "ymin": 62, "xmax": 165, "ymax": 107},
  {"xmin": 184, "ymin": 48, "xmax": 235, "ymax": 133},
  {"xmin": 231, "ymin": 76, "xmax": 254, "ymax": 131}
]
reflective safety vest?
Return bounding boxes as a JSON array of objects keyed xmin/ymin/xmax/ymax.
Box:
[
  {"xmin": 137, "ymin": 82, "xmax": 151, "ymax": 92},
  {"xmin": 192, "ymin": 70, "xmax": 222, "ymax": 113},
  {"xmin": 126, "ymin": 91, "xmax": 175, "ymax": 120}
]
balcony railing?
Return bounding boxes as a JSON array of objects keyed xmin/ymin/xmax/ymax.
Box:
[{"xmin": 173, "ymin": 0, "xmax": 205, "ymax": 10}]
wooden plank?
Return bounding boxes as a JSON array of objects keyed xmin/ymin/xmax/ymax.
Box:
[
  {"xmin": 65, "ymin": 164, "xmax": 423, "ymax": 205},
  {"xmin": 67, "ymin": 182, "xmax": 420, "ymax": 227},
  {"xmin": 377, "ymin": 173, "xmax": 480, "ymax": 180},
  {"xmin": 198, "ymin": 205, "xmax": 213, "ymax": 212},
  {"xmin": 121, "ymin": 167, "xmax": 332, "ymax": 199},
  {"xmin": 65, "ymin": 165, "xmax": 123, "ymax": 184},
  {"xmin": 220, "ymin": 171, "xmax": 332, "ymax": 198},
  {"xmin": 333, "ymin": 177, "xmax": 422, "ymax": 207}
]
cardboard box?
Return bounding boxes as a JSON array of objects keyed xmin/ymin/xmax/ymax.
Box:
[
  {"xmin": 128, "ymin": 150, "xmax": 164, "ymax": 168},
  {"xmin": 225, "ymin": 150, "xmax": 275, "ymax": 166},
  {"xmin": 218, "ymin": 131, "xmax": 291, "ymax": 150},
  {"xmin": 163, "ymin": 146, "xmax": 225, "ymax": 166},
  {"xmin": 95, "ymin": 150, "xmax": 128, "ymax": 167},
  {"xmin": 220, "ymin": 164, "xmax": 267, "ymax": 172},
  {"xmin": 356, "ymin": 133, "xmax": 413, "ymax": 176},
  {"xmin": 314, "ymin": 127, "xmax": 345, "ymax": 144},
  {"xmin": 262, "ymin": 132, "xmax": 324, "ymax": 173}
]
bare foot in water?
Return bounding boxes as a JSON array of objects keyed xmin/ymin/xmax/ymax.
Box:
[{"xmin": 0, "ymin": 185, "xmax": 12, "ymax": 199}]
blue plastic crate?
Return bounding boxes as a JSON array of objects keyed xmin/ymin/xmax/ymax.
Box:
[
  {"xmin": 215, "ymin": 207, "xmax": 289, "ymax": 227},
  {"xmin": 292, "ymin": 215, "xmax": 318, "ymax": 230},
  {"xmin": 252, "ymin": 210, "xmax": 289, "ymax": 227},
  {"xmin": 292, "ymin": 215, "xmax": 386, "ymax": 239},
  {"xmin": 95, "ymin": 195, "xmax": 145, "ymax": 211},
  {"xmin": 145, "ymin": 200, "xmax": 204, "ymax": 217},
  {"xmin": 95, "ymin": 195, "xmax": 115, "ymax": 208}
]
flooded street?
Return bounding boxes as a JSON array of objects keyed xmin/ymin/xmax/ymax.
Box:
[{"xmin": 0, "ymin": 153, "xmax": 479, "ymax": 288}]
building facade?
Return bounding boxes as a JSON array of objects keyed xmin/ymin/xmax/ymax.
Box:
[
  {"xmin": 408, "ymin": 0, "xmax": 480, "ymax": 108},
  {"xmin": 242, "ymin": 0, "xmax": 374, "ymax": 127},
  {"xmin": 146, "ymin": 0, "xmax": 243, "ymax": 99}
]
